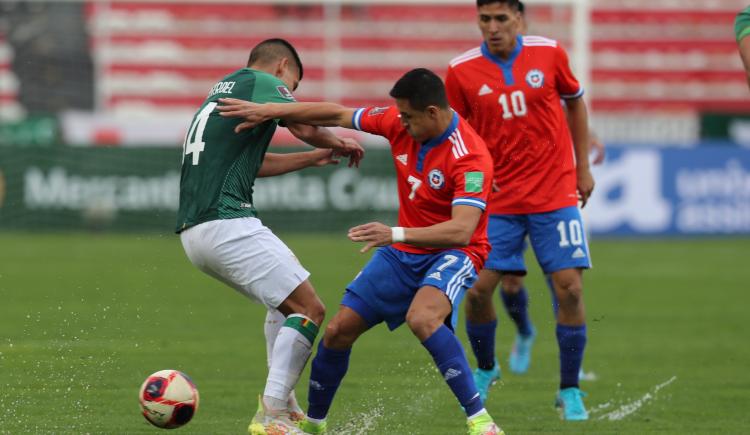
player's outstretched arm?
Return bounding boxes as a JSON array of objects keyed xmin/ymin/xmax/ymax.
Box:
[
  {"xmin": 218, "ymin": 98, "xmax": 356, "ymax": 130},
  {"xmin": 565, "ymin": 97, "xmax": 595, "ymax": 207},
  {"xmin": 257, "ymin": 149, "xmax": 341, "ymax": 178},
  {"xmin": 285, "ymin": 123, "xmax": 364, "ymax": 167},
  {"xmin": 348, "ymin": 206, "xmax": 482, "ymax": 253}
]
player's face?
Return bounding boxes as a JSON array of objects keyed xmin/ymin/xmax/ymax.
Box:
[
  {"xmin": 478, "ymin": 2, "xmax": 521, "ymax": 56},
  {"xmin": 395, "ymin": 98, "xmax": 436, "ymax": 142}
]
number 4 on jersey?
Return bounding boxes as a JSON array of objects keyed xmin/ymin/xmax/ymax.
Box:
[{"xmin": 183, "ymin": 102, "xmax": 217, "ymax": 165}]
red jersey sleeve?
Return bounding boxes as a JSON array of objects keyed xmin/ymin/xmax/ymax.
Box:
[
  {"xmin": 450, "ymin": 150, "xmax": 492, "ymax": 211},
  {"xmin": 554, "ymin": 44, "xmax": 584, "ymax": 100},
  {"xmin": 351, "ymin": 106, "xmax": 400, "ymax": 138},
  {"xmin": 445, "ymin": 67, "xmax": 471, "ymax": 119}
]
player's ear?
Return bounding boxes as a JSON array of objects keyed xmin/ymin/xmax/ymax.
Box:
[
  {"xmin": 426, "ymin": 105, "xmax": 440, "ymax": 119},
  {"xmin": 275, "ymin": 57, "xmax": 290, "ymax": 78}
]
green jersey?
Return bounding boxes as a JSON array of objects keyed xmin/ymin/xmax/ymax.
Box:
[
  {"xmin": 175, "ymin": 68, "xmax": 295, "ymax": 233},
  {"xmin": 736, "ymin": 6, "xmax": 750, "ymax": 42}
]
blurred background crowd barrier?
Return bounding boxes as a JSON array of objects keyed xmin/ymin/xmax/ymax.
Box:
[{"xmin": 1, "ymin": 0, "xmax": 749, "ymax": 235}]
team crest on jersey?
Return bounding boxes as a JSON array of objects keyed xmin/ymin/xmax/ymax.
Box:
[
  {"xmin": 276, "ymin": 86, "xmax": 296, "ymax": 101},
  {"xmin": 428, "ymin": 169, "xmax": 445, "ymax": 189},
  {"xmin": 369, "ymin": 106, "xmax": 389, "ymax": 116},
  {"xmin": 525, "ymin": 69, "xmax": 545, "ymax": 89}
]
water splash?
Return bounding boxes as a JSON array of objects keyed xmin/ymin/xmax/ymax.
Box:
[{"xmin": 596, "ymin": 376, "xmax": 677, "ymax": 421}]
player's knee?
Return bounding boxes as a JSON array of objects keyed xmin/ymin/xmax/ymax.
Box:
[
  {"xmin": 465, "ymin": 286, "xmax": 485, "ymax": 306},
  {"xmin": 405, "ymin": 309, "xmax": 441, "ymax": 340},
  {"xmin": 554, "ymin": 276, "xmax": 583, "ymax": 306},
  {"xmin": 322, "ymin": 318, "xmax": 355, "ymax": 349},
  {"xmin": 501, "ymin": 274, "xmax": 524, "ymax": 294},
  {"xmin": 306, "ymin": 300, "xmax": 325, "ymax": 327}
]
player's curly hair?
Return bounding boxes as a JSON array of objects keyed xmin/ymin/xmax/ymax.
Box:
[
  {"xmin": 247, "ymin": 38, "xmax": 304, "ymax": 80},
  {"xmin": 389, "ymin": 68, "xmax": 448, "ymax": 111}
]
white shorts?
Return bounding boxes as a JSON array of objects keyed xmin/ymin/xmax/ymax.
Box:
[{"xmin": 179, "ymin": 217, "xmax": 310, "ymax": 309}]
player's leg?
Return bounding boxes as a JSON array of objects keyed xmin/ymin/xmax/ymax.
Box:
[
  {"xmin": 300, "ymin": 303, "xmax": 372, "ymax": 433},
  {"xmin": 465, "ymin": 214, "xmax": 526, "ymax": 399},
  {"xmin": 178, "ymin": 217, "xmax": 322, "ymax": 433},
  {"xmin": 263, "ymin": 309, "xmax": 304, "ymax": 419},
  {"xmin": 261, "ymin": 279, "xmax": 324, "ymax": 415},
  {"xmin": 529, "ymin": 206, "xmax": 591, "ymax": 421},
  {"xmin": 303, "ymin": 247, "xmax": 398, "ymax": 433},
  {"xmin": 501, "ymin": 271, "xmax": 536, "ymax": 374},
  {"xmin": 411, "ymin": 253, "xmax": 503, "ymax": 434}
]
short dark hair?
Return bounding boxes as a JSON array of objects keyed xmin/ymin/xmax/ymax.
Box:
[
  {"xmin": 476, "ymin": 0, "xmax": 521, "ymax": 11},
  {"xmin": 389, "ymin": 68, "xmax": 448, "ymax": 111},
  {"xmin": 518, "ymin": 0, "xmax": 525, "ymax": 14},
  {"xmin": 247, "ymin": 38, "xmax": 304, "ymax": 80}
]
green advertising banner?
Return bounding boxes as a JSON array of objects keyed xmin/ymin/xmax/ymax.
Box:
[{"xmin": 0, "ymin": 147, "xmax": 398, "ymax": 232}]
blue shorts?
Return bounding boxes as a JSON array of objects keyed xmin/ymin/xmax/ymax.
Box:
[
  {"xmin": 343, "ymin": 246, "xmax": 477, "ymax": 331},
  {"xmin": 485, "ymin": 206, "xmax": 592, "ymax": 275}
]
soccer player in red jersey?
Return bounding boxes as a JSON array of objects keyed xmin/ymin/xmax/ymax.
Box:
[
  {"xmin": 219, "ymin": 68, "xmax": 502, "ymax": 434},
  {"xmin": 445, "ymin": 0, "xmax": 594, "ymax": 420}
]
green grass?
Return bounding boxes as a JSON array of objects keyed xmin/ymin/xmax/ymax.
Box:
[{"xmin": 1, "ymin": 233, "xmax": 748, "ymax": 434}]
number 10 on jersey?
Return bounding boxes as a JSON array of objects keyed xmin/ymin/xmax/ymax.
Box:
[
  {"xmin": 183, "ymin": 102, "xmax": 217, "ymax": 165},
  {"xmin": 498, "ymin": 91, "xmax": 527, "ymax": 120}
]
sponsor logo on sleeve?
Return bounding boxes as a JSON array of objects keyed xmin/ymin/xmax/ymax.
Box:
[
  {"xmin": 464, "ymin": 172, "xmax": 484, "ymax": 193},
  {"xmin": 276, "ymin": 86, "xmax": 296, "ymax": 101},
  {"xmin": 368, "ymin": 106, "xmax": 389, "ymax": 116}
]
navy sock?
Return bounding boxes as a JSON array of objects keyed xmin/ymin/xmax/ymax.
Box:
[
  {"xmin": 307, "ymin": 341, "xmax": 351, "ymax": 420},
  {"xmin": 465, "ymin": 319, "xmax": 497, "ymax": 370},
  {"xmin": 556, "ymin": 324, "xmax": 586, "ymax": 389},
  {"xmin": 500, "ymin": 287, "xmax": 533, "ymax": 336},
  {"xmin": 423, "ymin": 325, "xmax": 483, "ymax": 417}
]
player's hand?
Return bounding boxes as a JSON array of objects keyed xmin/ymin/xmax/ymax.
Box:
[
  {"xmin": 217, "ymin": 98, "xmax": 270, "ymax": 132},
  {"xmin": 577, "ymin": 167, "xmax": 595, "ymax": 208},
  {"xmin": 590, "ymin": 132, "xmax": 606, "ymax": 165},
  {"xmin": 348, "ymin": 221, "xmax": 392, "ymax": 253},
  {"xmin": 309, "ymin": 148, "xmax": 340, "ymax": 167},
  {"xmin": 335, "ymin": 138, "xmax": 365, "ymax": 168}
]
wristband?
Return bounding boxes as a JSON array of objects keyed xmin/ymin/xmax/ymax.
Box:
[{"xmin": 391, "ymin": 227, "xmax": 405, "ymax": 243}]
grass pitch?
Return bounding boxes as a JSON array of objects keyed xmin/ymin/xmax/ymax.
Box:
[{"xmin": 0, "ymin": 233, "xmax": 748, "ymax": 434}]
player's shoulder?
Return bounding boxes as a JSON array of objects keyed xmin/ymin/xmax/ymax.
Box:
[
  {"xmin": 447, "ymin": 120, "xmax": 490, "ymax": 162},
  {"xmin": 449, "ymin": 46, "xmax": 483, "ymax": 69},
  {"xmin": 522, "ymin": 35, "xmax": 558, "ymax": 48}
]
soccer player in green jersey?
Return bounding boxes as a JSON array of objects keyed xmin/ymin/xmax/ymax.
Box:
[
  {"xmin": 735, "ymin": 6, "xmax": 750, "ymax": 89},
  {"xmin": 175, "ymin": 38, "xmax": 364, "ymax": 435}
]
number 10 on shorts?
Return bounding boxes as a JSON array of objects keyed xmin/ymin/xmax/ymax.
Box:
[{"xmin": 557, "ymin": 219, "xmax": 583, "ymax": 248}]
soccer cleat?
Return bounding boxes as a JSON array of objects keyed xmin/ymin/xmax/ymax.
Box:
[
  {"xmin": 248, "ymin": 395, "xmax": 306, "ymax": 435},
  {"xmin": 298, "ymin": 418, "xmax": 327, "ymax": 434},
  {"xmin": 472, "ymin": 358, "xmax": 501, "ymax": 403},
  {"xmin": 286, "ymin": 395, "xmax": 305, "ymax": 423},
  {"xmin": 555, "ymin": 387, "xmax": 589, "ymax": 421},
  {"xmin": 508, "ymin": 328, "xmax": 536, "ymax": 374},
  {"xmin": 467, "ymin": 412, "xmax": 504, "ymax": 435}
]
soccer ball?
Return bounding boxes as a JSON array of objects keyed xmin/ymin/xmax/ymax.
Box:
[{"xmin": 139, "ymin": 369, "xmax": 199, "ymax": 429}]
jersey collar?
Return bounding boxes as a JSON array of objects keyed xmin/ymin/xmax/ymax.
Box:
[
  {"xmin": 481, "ymin": 35, "xmax": 523, "ymax": 86},
  {"xmin": 417, "ymin": 111, "xmax": 459, "ymax": 173}
]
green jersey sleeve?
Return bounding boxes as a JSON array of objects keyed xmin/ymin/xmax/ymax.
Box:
[
  {"xmin": 735, "ymin": 6, "xmax": 750, "ymax": 43},
  {"xmin": 251, "ymin": 72, "xmax": 298, "ymax": 104}
]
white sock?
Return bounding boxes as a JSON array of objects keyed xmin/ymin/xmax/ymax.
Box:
[
  {"xmin": 263, "ymin": 314, "xmax": 318, "ymax": 411},
  {"xmin": 468, "ymin": 408, "xmax": 488, "ymax": 420},
  {"xmin": 264, "ymin": 309, "xmax": 285, "ymax": 369}
]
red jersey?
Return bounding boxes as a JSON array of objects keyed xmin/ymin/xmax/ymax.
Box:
[
  {"xmin": 445, "ymin": 35, "xmax": 583, "ymax": 215},
  {"xmin": 352, "ymin": 106, "xmax": 493, "ymax": 269}
]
